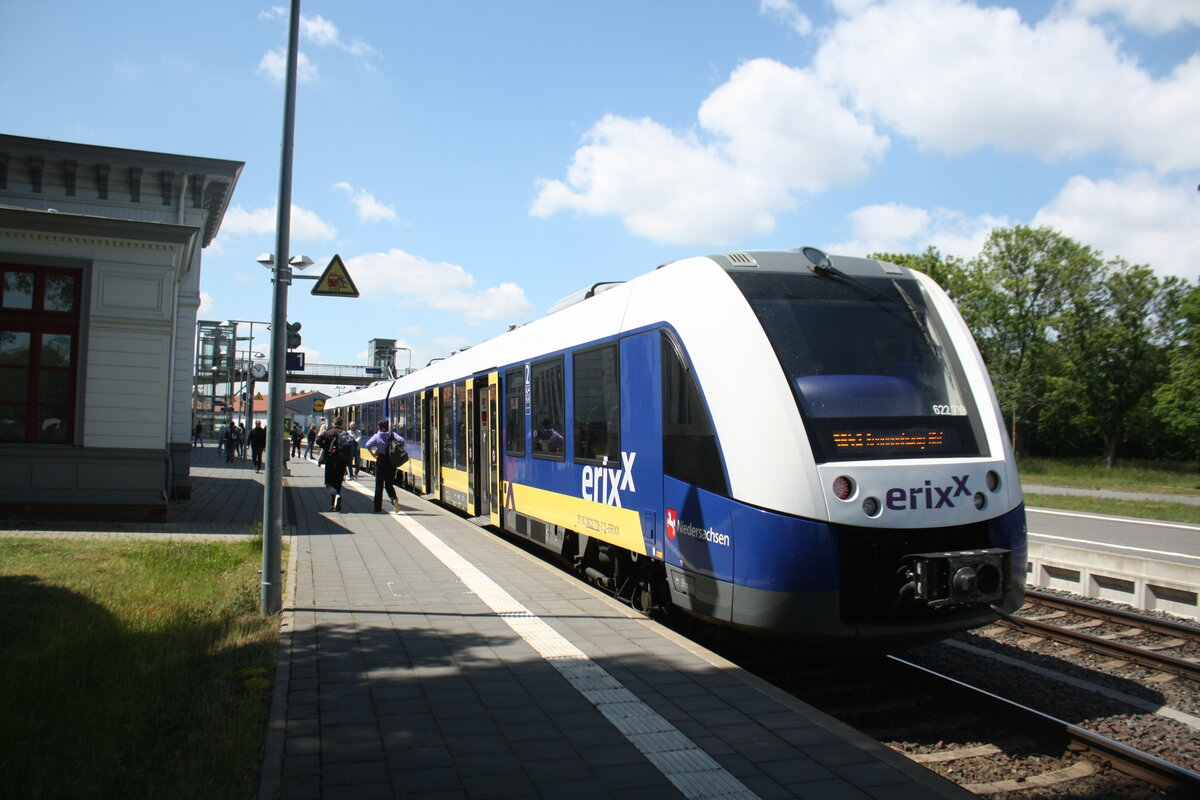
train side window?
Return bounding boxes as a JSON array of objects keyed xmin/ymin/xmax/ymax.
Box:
[
  {"xmin": 662, "ymin": 333, "xmax": 727, "ymax": 496},
  {"xmin": 505, "ymin": 367, "xmax": 525, "ymax": 457},
  {"xmin": 573, "ymin": 344, "xmax": 619, "ymax": 464},
  {"xmin": 454, "ymin": 380, "xmax": 467, "ymax": 469},
  {"xmin": 440, "ymin": 385, "xmax": 454, "ymax": 468},
  {"xmin": 530, "ymin": 357, "xmax": 565, "ymax": 460},
  {"xmin": 401, "ymin": 394, "xmax": 413, "ymax": 443}
]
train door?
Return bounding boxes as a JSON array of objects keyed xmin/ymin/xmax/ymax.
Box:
[
  {"xmin": 466, "ymin": 381, "xmax": 475, "ymax": 512},
  {"xmin": 472, "ymin": 372, "xmax": 500, "ymax": 523},
  {"xmin": 424, "ymin": 388, "xmax": 439, "ymax": 497}
]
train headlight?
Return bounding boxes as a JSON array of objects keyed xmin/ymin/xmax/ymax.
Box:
[
  {"xmin": 986, "ymin": 470, "xmax": 1000, "ymax": 492},
  {"xmin": 974, "ymin": 492, "xmax": 987, "ymax": 510},
  {"xmin": 862, "ymin": 496, "xmax": 881, "ymax": 517},
  {"xmin": 832, "ymin": 475, "xmax": 854, "ymax": 500}
]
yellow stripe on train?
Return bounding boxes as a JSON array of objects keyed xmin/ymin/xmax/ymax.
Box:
[{"xmin": 505, "ymin": 481, "xmax": 647, "ymax": 555}]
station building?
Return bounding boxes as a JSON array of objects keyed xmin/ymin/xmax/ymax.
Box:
[{"xmin": 0, "ymin": 134, "xmax": 243, "ymax": 517}]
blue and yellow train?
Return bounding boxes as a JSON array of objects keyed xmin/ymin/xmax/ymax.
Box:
[{"xmin": 324, "ymin": 247, "xmax": 1026, "ymax": 644}]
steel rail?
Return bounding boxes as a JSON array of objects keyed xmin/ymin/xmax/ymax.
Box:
[
  {"xmin": 1026, "ymin": 588, "xmax": 1200, "ymax": 639},
  {"xmin": 888, "ymin": 655, "xmax": 1200, "ymax": 794},
  {"xmin": 1010, "ymin": 590, "xmax": 1200, "ymax": 682}
]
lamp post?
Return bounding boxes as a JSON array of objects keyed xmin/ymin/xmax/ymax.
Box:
[
  {"xmin": 260, "ymin": 249, "xmax": 313, "ymax": 615},
  {"xmin": 262, "ymin": 0, "xmax": 304, "ymax": 617},
  {"xmin": 397, "ymin": 346, "xmax": 412, "ymax": 376}
]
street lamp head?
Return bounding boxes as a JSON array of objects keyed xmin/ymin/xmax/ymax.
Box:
[
  {"xmin": 289, "ymin": 254, "xmax": 314, "ymax": 270},
  {"xmin": 256, "ymin": 253, "xmax": 275, "ymax": 268}
]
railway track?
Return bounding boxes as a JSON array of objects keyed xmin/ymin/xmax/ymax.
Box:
[
  {"xmin": 721, "ymin": 642, "xmax": 1200, "ymax": 798},
  {"xmin": 998, "ymin": 589, "xmax": 1200, "ymax": 683},
  {"xmin": 885, "ymin": 656, "xmax": 1200, "ymax": 797}
]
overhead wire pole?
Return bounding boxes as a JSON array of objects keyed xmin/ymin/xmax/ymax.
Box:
[{"xmin": 262, "ymin": 0, "xmax": 302, "ymax": 615}]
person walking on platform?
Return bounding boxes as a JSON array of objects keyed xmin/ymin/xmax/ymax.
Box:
[
  {"xmin": 347, "ymin": 421, "xmax": 363, "ymax": 480},
  {"xmin": 290, "ymin": 424, "xmax": 303, "ymax": 458},
  {"xmin": 365, "ymin": 419, "xmax": 404, "ymax": 514},
  {"xmin": 193, "ymin": 422, "xmax": 204, "ymax": 448},
  {"xmin": 248, "ymin": 421, "xmax": 267, "ymax": 473},
  {"xmin": 315, "ymin": 417, "xmax": 348, "ymax": 511},
  {"xmin": 304, "ymin": 423, "xmax": 317, "ymax": 460}
]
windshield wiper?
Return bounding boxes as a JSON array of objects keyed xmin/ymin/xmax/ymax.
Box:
[
  {"xmin": 888, "ymin": 278, "xmax": 942, "ymax": 362},
  {"xmin": 811, "ymin": 262, "xmax": 943, "ymax": 362}
]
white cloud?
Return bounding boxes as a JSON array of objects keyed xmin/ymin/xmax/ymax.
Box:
[
  {"xmin": 257, "ymin": 10, "xmax": 377, "ymax": 84},
  {"xmin": 532, "ymin": 114, "xmax": 786, "ymax": 245},
  {"xmin": 333, "ymin": 181, "xmax": 399, "ymax": 224},
  {"xmin": 699, "ymin": 59, "xmax": 888, "ymax": 192},
  {"xmin": 300, "ymin": 14, "xmax": 340, "ymax": 47},
  {"xmin": 290, "ymin": 206, "xmax": 339, "ymax": 241},
  {"xmin": 300, "ymin": 13, "xmax": 378, "ymax": 58},
  {"xmin": 759, "ymin": 0, "xmax": 813, "ymax": 35},
  {"xmin": 1033, "ymin": 172, "xmax": 1200, "ymax": 282},
  {"xmin": 815, "ymin": 0, "xmax": 1200, "ymax": 172},
  {"xmin": 197, "ymin": 290, "xmax": 214, "ymax": 318},
  {"xmin": 1067, "ymin": 0, "xmax": 1200, "ymax": 33},
  {"xmin": 219, "ymin": 204, "xmax": 337, "ymax": 243},
  {"xmin": 257, "ymin": 47, "xmax": 318, "ymax": 84},
  {"xmin": 532, "ymin": 59, "xmax": 886, "ymax": 245},
  {"xmin": 346, "ymin": 249, "xmax": 535, "ymax": 325},
  {"xmin": 826, "ymin": 202, "xmax": 1008, "ymax": 261}
]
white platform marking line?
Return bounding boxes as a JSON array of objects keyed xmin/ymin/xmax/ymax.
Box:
[{"xmin": 392, "ymin": 513, "xmax": 759, "ymax": 800}]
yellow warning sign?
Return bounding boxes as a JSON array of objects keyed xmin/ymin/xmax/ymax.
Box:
[{"xmin": 311, "ymin": 254, "xmax": 360, "ymax": 297}]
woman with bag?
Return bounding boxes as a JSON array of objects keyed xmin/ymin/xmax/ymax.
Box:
[{"xmin": 365, "ymin": 419, "xmax": 405, "ymax": 513}]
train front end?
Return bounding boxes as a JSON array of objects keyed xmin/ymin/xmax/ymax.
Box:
[{"xmin": 665, "ymin": 249, "xmax": 1026, "ymax": 644}]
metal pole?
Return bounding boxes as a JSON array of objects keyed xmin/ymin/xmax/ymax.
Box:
[
  {"xmin": 245, "ymin": 322, "xmax": 255, "ymax": 433},
  {"xmin": 262, "ymin": 0, "xmax": 302, "ymax": 615}
]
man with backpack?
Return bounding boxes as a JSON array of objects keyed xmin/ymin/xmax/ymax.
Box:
[
  {"xmin": 364, "ymin": 419, "xmax": 405, "ymax": 514},
  {"xmin": 315, "ymin": 416, "xmax": 351, "ymax": 511}
]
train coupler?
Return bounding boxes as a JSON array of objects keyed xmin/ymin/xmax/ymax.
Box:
[{"xmin": 905, "ymin": 548, "xmax": 1009, "ymax": 608}]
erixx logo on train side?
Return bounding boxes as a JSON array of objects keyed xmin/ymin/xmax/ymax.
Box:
[{"xmin": 580, "ymin": 451, "xmax": 637, "ymax": 507}]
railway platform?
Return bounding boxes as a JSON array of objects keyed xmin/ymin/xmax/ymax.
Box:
[{"xmin": 261, "ymin": 453, "xmax": 971, "ymax": 799}]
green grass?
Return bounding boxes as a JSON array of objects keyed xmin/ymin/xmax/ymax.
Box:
[
  {"xmin": 1019, "ymin": 457, "xmax": 1200, "ymax": 524},
  {"xmin": 0, "ymin": 536, "xmax": 281, "ymax": 799},
  {"xmin": 1023, "ymin": 493, "xmax": 1200, "ymax": 525},
  {"xmin": 1018, "ymin": 456, "xmax": 1200, "ymax": 494}
]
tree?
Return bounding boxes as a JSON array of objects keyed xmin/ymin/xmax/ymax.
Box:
[
  {"xmin": 954, "ymin": 226, "xmax": 1102, "ymax": 456},
  {"xmin": 1057, "ymin": 260, "xmax": 1184, "ymax": 468},
  {"xmin": 1155, "ymin": 283, "xmax": 1200, "ymax": 466}
]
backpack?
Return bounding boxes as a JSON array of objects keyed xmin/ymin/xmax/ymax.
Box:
[
  {"xmin": 387, "ymin": 433, "xmax": 409, "ymax": 466},
  {"xmin": 329, "ymin": 430, "xmax": 354, "ymax": 467}
]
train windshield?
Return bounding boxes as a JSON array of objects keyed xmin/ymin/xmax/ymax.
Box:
[{"xmin": 731, "ymin": 270, "xmax": 987, "ymax": 462}]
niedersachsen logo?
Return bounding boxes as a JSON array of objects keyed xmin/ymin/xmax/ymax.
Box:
[{"xmin": 677, "ymin": 520, "xmax": 730, "ymax": 547}]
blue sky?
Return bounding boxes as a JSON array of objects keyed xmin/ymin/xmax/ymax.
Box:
[{"xmin": 2, "ymin": 0, "xmax": 1198, "ymax": 385}]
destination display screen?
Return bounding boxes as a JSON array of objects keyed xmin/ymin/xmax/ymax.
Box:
[{"xmin": 828, "ymin": 426, "xmax": 964, "ymax": 457}]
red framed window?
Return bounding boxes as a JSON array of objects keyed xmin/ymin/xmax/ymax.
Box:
[{"xmin": 0, "ymin": 264, "xmax": 81, "ymax": 443}]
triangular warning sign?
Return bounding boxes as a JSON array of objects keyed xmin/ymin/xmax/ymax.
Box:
[{"xmin": 311, "ymin": 254, "xmax": 360, "ymax": 297}]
